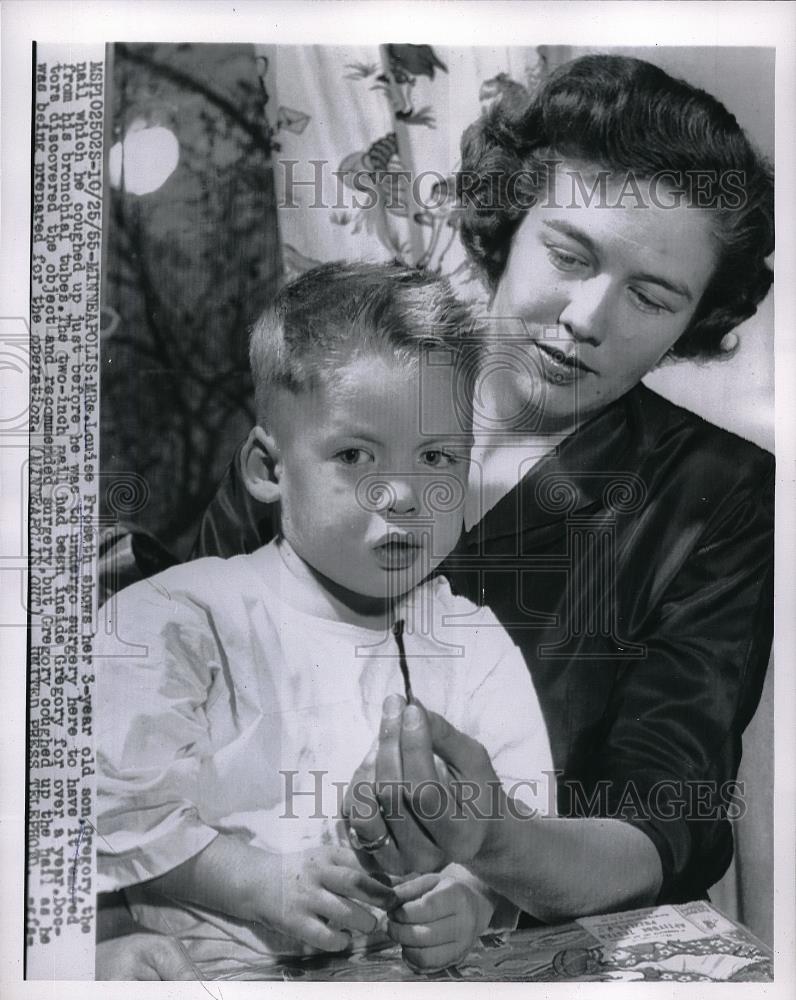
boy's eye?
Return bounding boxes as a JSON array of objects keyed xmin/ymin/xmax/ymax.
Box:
[
  {"xmin": 420, "ymin": 449, "xmax": 458, "ymax": 468},
  {"xmin": 335, "ymin": 448, "xmax": 371, "ymax": 466}
]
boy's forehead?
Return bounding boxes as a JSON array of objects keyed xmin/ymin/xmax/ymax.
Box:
[{"xmin": 273, "ymin": 350, "xmax": 470, "ymax": 440}]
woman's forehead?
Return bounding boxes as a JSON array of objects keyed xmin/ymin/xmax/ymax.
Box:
[{"xmin": 533, "ymin": 166, "xmax": 718, "ymax": 292}]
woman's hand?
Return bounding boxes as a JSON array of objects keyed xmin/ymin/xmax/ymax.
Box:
[
  {"xmin": 399, "ymin": 702, "xmax": 510, "ymax": 864},
  {"xmin": 386, "ymin": 872, "xmax": 493, "ymax": 973},
  {"xmin": 346, "ymin": 695, "xmax": 508, "ymax": 873},
  {"xmin": 363, "ymin": 702, "xmax": 664, "ymax": 923},
  {"xmin": 343, "ymin": 695, "xmax": 448, "ymax": 875}
]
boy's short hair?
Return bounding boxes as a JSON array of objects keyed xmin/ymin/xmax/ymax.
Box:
[{"xmin": 249, "ymin": 261, "xmax": 478, "ymax": 421}]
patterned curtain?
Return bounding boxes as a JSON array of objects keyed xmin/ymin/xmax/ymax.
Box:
[{"xmin": 254, "ymin": 44, "xmax": 571, "ymax": 297}]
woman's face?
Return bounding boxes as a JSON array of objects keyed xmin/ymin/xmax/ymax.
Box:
[{"xmin": 488, "ymin": 164, "xmax": 719, "ymax": 431}]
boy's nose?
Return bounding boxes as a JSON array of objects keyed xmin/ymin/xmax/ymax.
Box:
[
  {"xmin": 357, "ymin": 473, "xmax": 422, "ymax": 517},
  {"xmin": 386, "ymin": 477, "xmax": 419, "ymax": 515}
]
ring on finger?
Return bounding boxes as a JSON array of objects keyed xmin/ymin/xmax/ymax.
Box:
[{"xmin": 348, "ymin": 826, "xmax": 391, "ymax": 853}]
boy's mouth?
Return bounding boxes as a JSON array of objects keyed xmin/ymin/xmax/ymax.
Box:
[{"xmin": 373, "ymin": 535, "xmax": 422, "ymax": 571}]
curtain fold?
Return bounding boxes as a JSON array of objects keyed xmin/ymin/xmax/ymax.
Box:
[{"xmin": 255, "ymin": 43, "xmax": 556, "ymax": 297}]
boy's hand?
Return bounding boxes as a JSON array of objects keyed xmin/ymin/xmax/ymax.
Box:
[
  {"xmin": 96, "ymin": 933, "xmax": 198, "ymax": 980},
  {"xmin": 146, "ymin": 834, "xmax": 398, "ymax": 955},
  {"xmin": 256, "ymin": 845, "xmax": 397, "ymax": 953},
  {"xmin": 386, "ymin": 872, "xmax": 493, "ymax": 973}
]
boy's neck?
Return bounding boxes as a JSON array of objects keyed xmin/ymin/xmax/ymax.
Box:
[{"xmin": 272, "ymin": 538, "xmax": 399, "ymax": 630}]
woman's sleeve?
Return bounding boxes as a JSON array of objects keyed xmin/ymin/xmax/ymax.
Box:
[
  {"xmin": 594, "ymin": 458, "xmax": 774, "ymax": 900},
  {"xmin": 95, "ymin": 579, "xmax": 221, "ymax": 890}
]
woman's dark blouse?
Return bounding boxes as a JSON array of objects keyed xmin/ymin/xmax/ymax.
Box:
[{"xmin": 191, "ymin": 384, "xmax": 774, "ymax": 904}]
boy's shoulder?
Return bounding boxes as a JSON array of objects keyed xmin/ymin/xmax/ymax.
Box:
[
  {"xmin": 107, "ymin": 551, "xmax": 261, "ymax": 616},
  {"xmin": 418, "ymin": 574, "xmax": 516, "ymax": 656},
  {"xmin": 426, "ymin": 573, "xmax": 497, "ymax": 618},
  {"xmin": 94, "ymin": 551, "xmax": 273, "ymax": 661}
]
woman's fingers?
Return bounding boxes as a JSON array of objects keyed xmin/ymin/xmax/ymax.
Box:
[
  {"xmin": 397, "ymin": 704, "xmax": 464, "ymax": 848},
  {"xmin": 346, "ymin": 777, "xmax": 383, "ymax": 837},
  {"xmin": 424, "ymin": 708, "xmax": 494, "ymax": 779},
  {"xmin": 398, "ymin": 704, "xmax": 499, "ymax": 862},
  {"xmin": 344, "ymin": 780, "xmax": 407, "ymax": 875},
  {"xmin": 343, "ymin": 744, "xmax": 407, "ymax": 875},
  {"xmin": 387, "ymin": 816, "xmax": 444, "ymax": 873},
  {"xmin": 342, "ymin": 736, "xmax": 379, "ymax": 817},
  {"xmin": 373, "ymin": 695, "xmax": 446, "ymax": 872},
  {"xmin": 401, "ymin": 703, "xmax": 456, "ymax": 817},
  {"xmin": 374, "ymin": 693, "xmax": 406, "ymax": 796}
]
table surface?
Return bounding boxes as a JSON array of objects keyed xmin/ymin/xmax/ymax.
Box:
[{"xmin": 224, "ymin": 900, "xmax": 773, "ymax": 983}]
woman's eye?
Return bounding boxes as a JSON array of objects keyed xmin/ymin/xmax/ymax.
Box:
[
  {"xmin": 335, "ymin": 448, "xmax": 371, "ymax": 466},
  {"xmin": 546, "ymin": 245, "xmax": 587, "ymax": 272},
  {"xmin": 421, "ymin": 450, "xmax": 457, "ymax": 468},
  {"xmin": 629, "ymin": 287, "xmax": 669, "ymax": 314}
]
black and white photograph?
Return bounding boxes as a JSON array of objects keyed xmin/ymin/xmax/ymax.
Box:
[{"xmin": 2, "ymin": 1, "xmax": 795, "ymax": 993}]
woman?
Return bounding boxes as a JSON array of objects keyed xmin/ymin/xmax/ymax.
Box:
[{"xmin": 193, "ymin": 56, "xmax": 774, "ymax": 925}]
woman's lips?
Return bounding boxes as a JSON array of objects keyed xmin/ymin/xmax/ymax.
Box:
[
  {"xmin": 533, "ymin": 342, "xmax": 593, "ymax": 384},
  {"xmin": 373, "ymin": 538, "xmax": 422, "ymax": 570}
]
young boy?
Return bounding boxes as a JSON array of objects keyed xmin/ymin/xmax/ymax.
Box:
[{"xmin": 96, "ymin": 262, "xmax": 553, "ymax": 980}]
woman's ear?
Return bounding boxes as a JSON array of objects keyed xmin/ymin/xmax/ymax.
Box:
[{"xmin": 240, "ymin": 426, "xmax": 282, "ymax": 504}]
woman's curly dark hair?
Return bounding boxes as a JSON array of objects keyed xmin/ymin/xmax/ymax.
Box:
[{"xmin": 458, "ymin": 55, "xmax": 774, "ymax": 359}]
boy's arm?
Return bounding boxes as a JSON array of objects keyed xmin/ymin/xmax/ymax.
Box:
[
  {"xmin": 95, "ymin": 582, "xmax": 223, "ymax": 890},
  {"xmin": 97, "ymin": 580, "xmax": 396, "ymax": 947},
  {"xmin": 143, "ymin": 832, "xmax": 268, "ymax": 923},
  {"xmin": 145, "ymin": 833, "xmax": 397, "ymax": 951}
]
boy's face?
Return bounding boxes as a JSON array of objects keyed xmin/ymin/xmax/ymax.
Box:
[{"xmin": 264, "ymin": 351, "xmax": 471, "ymax": 602}]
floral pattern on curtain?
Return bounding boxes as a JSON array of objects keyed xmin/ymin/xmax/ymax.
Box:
[{"xmin": 255, "ymin": 44, "xmax": 571, "ymax": 298}]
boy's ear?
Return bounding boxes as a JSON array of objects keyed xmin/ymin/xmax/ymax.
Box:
[{"xmin": 240, "ymin": 426, "xmax": 282, "ymax": 504}]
